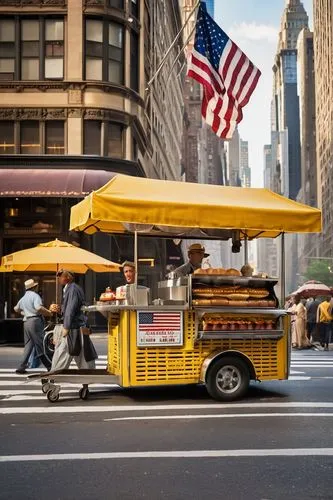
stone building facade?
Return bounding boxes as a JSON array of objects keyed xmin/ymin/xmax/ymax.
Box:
[{"xmin": 0, "ymin": 0, "xmax": 185, "ymax": 328}]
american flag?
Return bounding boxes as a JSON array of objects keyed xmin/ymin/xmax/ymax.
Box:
[
  {"xmin": 187, "ymin": 2, "xmax": 261, "ymax": 139},
  {"xmin": 138, "ymin": 312, "xmax": 182, "ymax": 332}
]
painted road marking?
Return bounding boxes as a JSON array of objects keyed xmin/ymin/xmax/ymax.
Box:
[
  {"xmin": 3, "ymin": 402, "xmax": 333, "ymax": 415},
  {"xmin": 0, "ymin": 381, "xmax": 118, "ymax": 388},
  {"xmin": 106, "ymin": 412, "xmax": 333, "ymax": 422},
  {"xmin": 2, "ymin": 448, "xmax": 333, "ymax": 462},
  {"xmin": 288, "ymin": 376, "xmax": 311, "ymax": 380},
  {"xmin": 0, "ymin": 388, "xmax": 116, "ymax": 396}
]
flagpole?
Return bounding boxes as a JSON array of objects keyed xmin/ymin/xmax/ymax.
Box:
[
  {"xmin": 165, "ymin": 25, "xmax": 196, "ymax": 87},
  {"xmin": 146, "ymin": 0, "xmax": 200, "ymax": 90}
]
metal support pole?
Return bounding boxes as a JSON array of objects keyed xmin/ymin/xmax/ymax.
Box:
[
  {"xmin": 281, "ymin": 233, "xmax": 286, "ymax": 306},
  {"xmin": 134, "ymin": 230, "xmax": 138, "ymax": 286},
  {"xmin": 244, "ymin": 235, "xmax": 248, "ymax": 265}
]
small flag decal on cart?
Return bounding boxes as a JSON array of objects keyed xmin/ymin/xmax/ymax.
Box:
[{"xmin": 137, "ymin": 311, "xmax": 183, "ymax": 346}]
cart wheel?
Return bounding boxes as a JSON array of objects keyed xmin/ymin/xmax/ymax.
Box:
[
  {"xmin": 42, "ymin": 383, "xmax": 51, "ymax": 394},
  {"xmin": 79, "ymin": 386, "xmax": 89, "ymax": 400},
  {"xmin": 206, "ymin": 356, "xmax": 250, "ymax": 402},
  {"xmin": 47, "ymin": 388, "xmax": 60, "ymax": 403}
]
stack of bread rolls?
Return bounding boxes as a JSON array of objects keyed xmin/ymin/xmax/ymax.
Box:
[
  {"xmin": 192, "ymin": 285, "xmax": 274, "ymax": 307},
  {"xmin": 193, "ymin": 268, "xmax": 242, "ymax": 276}
]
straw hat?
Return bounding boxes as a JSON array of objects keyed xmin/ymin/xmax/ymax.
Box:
[
  {"xmin": 188, "ymin": 243, "xmax": 209, "ymax": 257},
  {"xmin": 24, "ymin": 279, "xmax": 38, "ymax": 290}
]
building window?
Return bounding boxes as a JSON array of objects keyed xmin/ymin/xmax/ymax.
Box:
[
  {"xmin": 108, "ymin": 23, "xmax": 123, "ymax": 83},
  {"xmin": 21, "ymin": 20, "xmax": 40, "ymax": 80},
  {"xmin": 84, "ymin": 121, "xmax": 124, "ymax": 157},
  {"xmin": 130, "ymin": 31, "xmax": 139, "ymax": 92},
  {"xmin": 107, "ymin": 0, "xmax": 124, "ymax": 8},
  {"xmin": 0, "ymin": 17, "xmax": 64, "ymax": 81},
  {"xmin": 0, "ymin": 119, "xmax": 65, "ymax": 153},
  {"xmin": 84, "ymin": 121, "xmax": 101, "ymax": 155},
  {"xmin": 106, "ymin": 123, "xmax": 123, "ymax": 158},
  {"xmin": 45, "ymin": 19, "xmax": 64, "ymax": 79},
  {"xmin": 0, "ymin": 19, "xmax": 15, "ymax": 80},
  {"xmin": 85, "ymin": 19, "xmax": 103, "ymax": 81},
  {"xmin": 0, "ymin": 121, "xmax": 15, "ymax": 154},
  {"xmin": 20, "ymin": 121, "xmax": 40, "ymax": 154},
  {"xmin": 45, "ymin": 121, "xmax": 64, "ymax": 154},
  {"xmin": 85, "ymin": 19, "xmax": 123, "ymax": 84}
]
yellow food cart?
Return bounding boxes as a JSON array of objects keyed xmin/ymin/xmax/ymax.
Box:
[{"xmin": 37, "ymin": 175, "xmax": 321, "ymax": 403}]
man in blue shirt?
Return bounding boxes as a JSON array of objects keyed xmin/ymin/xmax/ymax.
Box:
[{"xmin": 14, "ymin": 278, "xmax": 53, "ymax": 374}]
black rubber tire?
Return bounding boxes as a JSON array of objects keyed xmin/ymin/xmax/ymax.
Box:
[
  {"xmin": 206, "ymin": 356, "xmax": 250, "ymax": 401},
  {"xmin": 43, "ymin": 331, "xmax": 55, "ymax": 364},
  {"xmin": 42, "ymin": 383, "xmax": 50, "ymax": 394},
  {"xmin": 47, "ymin": 388, "xmax": 59, "ymax": 403},
  {"xmin": 79, "ymin": 387, "xmax": 89, "ymax": 400}
]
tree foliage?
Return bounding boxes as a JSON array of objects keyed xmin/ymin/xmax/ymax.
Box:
[{"xmin": 303, "ymin": 259, "xmax": 333, "ymax": 287}]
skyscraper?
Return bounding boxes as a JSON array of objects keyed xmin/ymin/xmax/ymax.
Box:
[
  {"xmin": 296, "ymin": 27, "xmax": 318, "ymax": 274},
  {"xmin": 314, "ymin": 0, "xmax": 333, "ymax": 257},
  {"xmin": 272, "ymin": 0, "xmax": 308, "ymax": 200},
  {"xmin": 271, "ymin": 0, "xmax": 309, "ymax": 293},
  {"xmin": 226, "ymin": 128, "xmax": 241, "ymax": 186},
  {"xmin": 240, "ymin": 139, "xmax": 251, "ymax": 187}
]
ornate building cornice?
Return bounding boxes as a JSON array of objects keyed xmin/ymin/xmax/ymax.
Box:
[
  {"xmin": 0, "ymin": 107, "xmax": 136, "ymax": 126},
  {"xmin": 83, "ymin": 108, "xmax": 131, "ymax": 125},
  {"xmin": 0, "ymin": 0, "xmax": 66, "ymax": 6},
  {"xmin": 0, "ymin": 81, "xmax": 144, "ymax": 107},
  {"xmin": 0, "ymin": 108, "xmax": 66, "ymax": 120},
  {"xmin": 84, "ymin": 0, "xmax": 104, "ymax": 6}
]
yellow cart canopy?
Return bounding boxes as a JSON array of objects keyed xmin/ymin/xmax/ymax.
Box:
[{"xmin": 70, "ymin": 174, "xmax": 322, "ymax": 239}]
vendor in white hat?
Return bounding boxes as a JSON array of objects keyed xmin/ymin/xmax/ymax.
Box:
[
  {"xmin": 172, "ymin": 243, "xmax": 209, "ymax": 278},
  {"xmin": 14, "ymin": 278, "xmax": 53, "ymax": 374}
]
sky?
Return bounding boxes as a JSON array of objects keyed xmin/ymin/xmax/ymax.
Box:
[{"xmin": 213, "ymin": 0, "xmax": 313, "ymax": 187}]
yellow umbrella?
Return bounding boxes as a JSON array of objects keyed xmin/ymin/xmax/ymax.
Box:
[{"xmin": 1, "ymin": 239, "xmax": 120, "ymax": 273}]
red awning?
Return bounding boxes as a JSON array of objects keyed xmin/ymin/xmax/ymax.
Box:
[{"xmin": 0, "ymin": 169, "xmax": 116, "ymax": 197}]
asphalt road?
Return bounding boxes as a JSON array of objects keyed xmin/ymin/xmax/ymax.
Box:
[{"xmin": 1, "ymin": 338, "xmax": 333, "ymax": 500}]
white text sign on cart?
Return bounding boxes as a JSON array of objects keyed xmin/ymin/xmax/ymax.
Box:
[{"xmin": 136, "ymin": 311, "xmax": 183, "ymax": 346}]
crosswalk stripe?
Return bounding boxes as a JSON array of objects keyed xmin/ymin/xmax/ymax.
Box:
[
  {"xmin": 3, "ymin": 448, "xmax": 333, "ymax": 462},
  {"xmin": 0, "ymin": 365, "xmax": 107, "ymax": 374},
  {"xmin": 0, "ymin": 381, "xmax": 118, "ymax": 388},
  {"xmin": 3, "ymin": 401, "xmax": 333, "ymax": 415},
  {"xmin": 108, "ymin": 412, "xmax": 333, "ymax": 422},
  {"xmin": 0, "ymin": 387, "xmax": 116, "ymax": 396},
  {"xmin": 291, "ymin": 364, "xmax": 333, "ymax": 368},
  {"xmin": 292, "ymin": 362, "xmax": 333, "ymax": 365},
  {"xmin": 288, "ymin": 376, "xmax": 311, "ymax": 380}
]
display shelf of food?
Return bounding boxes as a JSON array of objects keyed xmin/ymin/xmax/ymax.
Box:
[
  {"xmin": 190, "ymin": 269, "xmax": 278, "ymax": 309},
  {"xmin": 191, "ymin": 275, "xmax": 278, "ymax": 286},
  {"xmin": 197, "ymin": 309, "xmax": 285, "ymax": 340}
]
